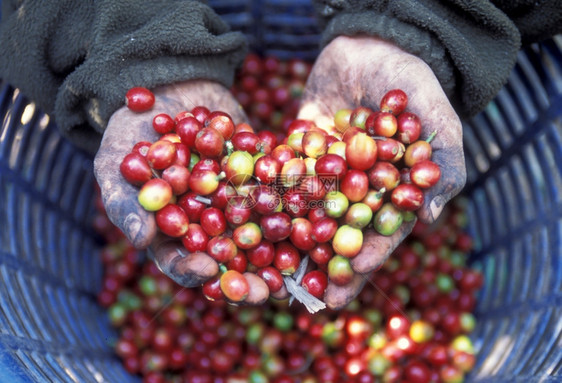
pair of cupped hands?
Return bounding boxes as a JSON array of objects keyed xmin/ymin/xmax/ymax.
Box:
[{"xmin": 94, "ymin": 36, "xmax": 466, "ymax": 310}]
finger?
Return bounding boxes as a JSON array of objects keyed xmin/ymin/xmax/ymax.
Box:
[
  {"xmin": 150, "ymin": 234, "xmax": 219, "ymax": 288},
  {"xmin": 243, "ymin": 272, "xmax": 270, "ymax": 305},
  {"xmin": 350, "ymin": 220, "xmax": 416, "ymax": 274},
  {"xmin": 94, "ymin": 107, "xmax": 161, "ymax": 248},
  {"xmin": 324, "ymin": 273, "xmax": 367, "ymax": 310},
  {"xmin": 416, "ymin": 138, "xmax": 466, "ymax": 224}
]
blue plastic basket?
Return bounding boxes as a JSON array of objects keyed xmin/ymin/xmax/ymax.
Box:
[
  {"xmin": 209, "ymin": 0, "xmax": 321, "ymax": 61},
  {"xmin": 0, "ymin": 2, "xmax": 561, "ymax": 382}
]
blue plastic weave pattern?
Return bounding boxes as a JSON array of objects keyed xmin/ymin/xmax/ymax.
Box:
[
  {"xmin": 461, "ymin": 38, "xmax": 562, "ymax": 382},
  {"xmin": 0, "ymin": 85, "xmax": 135, "ymax": 382},
  {"xmin": 0, "ymin": 1, "xmax": 561, "ymax": 382}
]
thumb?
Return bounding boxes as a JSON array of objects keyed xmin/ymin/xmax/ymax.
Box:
[
  {"xmin": 416, "ymin": 144, "xmax": 466, "ymax": 224},
  {"xmin": 94, "ymin": 153, "xmax": 157, "ymax": 249},
  {"xmin": 324, "ymin": 274, "xmax": 367, "ymax": 310},
  {"xmin": 93, "ymin": 116, "xmax": 158, "ymax": 249}
]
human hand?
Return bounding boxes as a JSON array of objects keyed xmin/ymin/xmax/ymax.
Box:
[
  {"xmin": 298, "ymin": 36, "xmax": 466, "ymax": 309},
  {"xmin": 94, "ymin": 80, "xmax": 268, "ymax": 304}
]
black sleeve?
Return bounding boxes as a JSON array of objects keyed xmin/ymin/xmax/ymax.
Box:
[
  {"xmin": 312, "ymin": 0, "xmax": 562, "ymax": 117},
  {"xmin": 0, "ymin": 0, "xmax": 248, "ymax": 152},
  {"xmin": 491, "ymin": 0, "xmax": 562, "ymax": 45}
]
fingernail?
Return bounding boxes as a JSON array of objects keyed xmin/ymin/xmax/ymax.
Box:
[
  {"xmin": 429, "ymin": 197, "xmax": 444, "ymax": 221},
  {"xmin": 124, "ymin": 214, "xmax": 142, "ymax": 242}
]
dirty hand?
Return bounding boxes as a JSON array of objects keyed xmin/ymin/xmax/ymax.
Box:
[
  {"xmin": 298, "ymin": 36, "xmax": 466, "ymax": 309},
  {"xmin": 94, "ymin": 80, "xmax": 268, "ymax": 304}
]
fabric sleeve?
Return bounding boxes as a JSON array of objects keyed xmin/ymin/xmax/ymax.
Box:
[
  {"xmin": 0, "ymin": 0, "xmax": 248, "ymax": 152},
  {"xmin": 312, "ymin": 0, "xmax": 562, "ymax": 118}
]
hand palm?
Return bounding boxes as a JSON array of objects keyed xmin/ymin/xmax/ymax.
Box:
[
  {"xmin": 94, "ymin": 80, "xmax": 268, "ymax": 304},
  {"xmin": 298, "ymin": 36, "xmax": 466, "ymax": 309}
]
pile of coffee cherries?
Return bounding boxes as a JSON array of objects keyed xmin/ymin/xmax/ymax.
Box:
[
  {"xmin": 94, "ymin": 186, "xmax": 483, "ymax": 382},
  {"xmin": 120, "ymin": 78, "xmax": 442, "ymax": 309},
  {"xmin": 231, "ymin": 54, "xmax": 311, "ymax": 134}
]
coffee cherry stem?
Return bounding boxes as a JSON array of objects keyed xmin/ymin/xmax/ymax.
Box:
[
  {"xmin": 194, "ymin": 195, "xmax": 212, "ymax": 205},
  {"xmin": 372, "ymin": 135, "xmax": 389, "ymax": 141},
  {"xmin": 225, "ymin": 141, "xmax": 234, "ymax": 155},
  {"xmin": 219, "ymin": 264, "xmax": 228, "ymax": 274},
  {"xmin": 426, "ymin": 130, "xmax": 437, "ymax": 143},
  {"xmin": 151, "ymin": 169, "xmax": 161, "ymax": 179}
]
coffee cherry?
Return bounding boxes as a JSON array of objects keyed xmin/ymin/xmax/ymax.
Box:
[
  {"xmin": 366, "ymin": 112, "xmax": 397, "ymax": 137},
  {"xmin": 155, "ymin": 204, "xmax": 189, "ymax": 237},
  {"xmin": 396, "ymin": 112, "xmax": 421, "ymax": 144},
  {"xmin": 289, "ymin": 217, "xmax": 316, "ymax": 251},
  {"xmin": 368, "ymin": 162, "xmax": 400, "ymax": 191},
  {"xmin": 260, "ymin": 212, "xmax": 292, "ymax": 242},
  {"xmin": 373, "ymin": 203, "xmax": 404, "ymax": 236},
  {"xmin": 376, "ymin": 138, "xmax": 405, "ymax": 163},
  {"xmin": 340, "ymin": 169, "xmax": 369, "ymax": 202},
  {"xmin": 273, "ymin": 241, "xmax": 301, "ymax": 275},
  {"xmin": 344, "ymin": 203, "xmax": 373, "ymax": 229},
  {"xmin": 380, "ymin": 89, "xmax": 408, "ymax": 115},
  {"xmin": 152, "ymin": 113, "xmax": 175, "ymax": 134},
  {"xmin": 302, "ymin": 130, "xmax": 327, "ymax": 159},
  {"xmin": 146, "ymin": 140, "xmax": 177, "ymax": 170},
  {"xmin": 188, "ymin": 170, "xmax": 222, "ymax": 195},
  {"xmin": 175, "ymin": 116, "xmax": 202, "ymax": 148},
  {"xmin": 120, "ymin": 152, "xmax": 153, "ymax": 185},
  {"xmin": 207, "ymin": 236, "xmax": 238, "ymax": 263},
  {"xmin": 190, "ymin": 105, "xmax": 210, "ymax": 123},
  {"xmin": 309, "ymin": 242, "xmax": 334, "ymax": 265},
  {"xmin": 231, "ymin": 131, "xmax": 262, "ymax": 154},
  {"xmin": 328, "ymin": 255, "xmax": 354, "ymax": 286},
  {"xmin": 404, "ymin": 139, "xmax": 433, "ymax": 167},
  {"xmin": 409, "ymin": 320, "xmax": 434, "ymax": 343},
  {"xmin": 207, "ymin": 113, "xmax": 235, "ymax": 140},
  {"xmin": 254, "ymin": 155, "xmax": 282, "ymax": 184},
  {"xmin": 200, "ymin": 207, "xmax": 227, "ymax": 237},
  {"xmin": 323, "ymin": 191, "xmax": 349, "ymax": 219},
  {"xmin": 345, "ymin": 133, "xmax": 377, "ymax": 171},
  {"xmin": 225, "ymin": 150, "xmax": 255, "ymax": 186},
  {"xmin": 195, "ymin": 127, "xmax": 225, "ymax": 158},
  {"xmin": 332, "ymin": 225, "xmax": 363, "ymax": 258},
  {"xmin": 410, "ymin": 160, "xmax": 441, "ymax": 188},
  {"xmin": 227, "ymin": 250, "xmax": 249, "ymax": 273},
  {"xmin": 181, "ymin": 223, "xmax": 208, "ymax": 253},
  {"xmin": 233, "ymin": 222, "xmax": 263, "ymax": 250},
  {"xmin": 403, "ymin": 359, "xmax": 431, "ymax": 383},
  {"xmin": 220, "ymin": 270, "xmax": 249, "ymax": 302},
  {"xmin": 125, "ymin": 87, "xmax": 155, "ymax": 112},
  {"xmin": 256, "ymin": 266, "xmax": 284, "ymax": 293},
  {"xmin": 161, "ymin": 164, "xmax": 190, "ymax": 195},
  {"xmin": 391, "ymin": 184, "xmax": 424, "ymax": 211},
  {"xmin": 311, "ymin": 217, "xmax": 338, "ymax": 243},
  {"xmin": 302, "ymin": 270, "xmax": 328, "ymax": 299},
  {"xmin": 137, "ymin": 179, "xmax": 173, "ymax": 211},
  {"xmin": 362, "ymin": 189, "xmax": 385, "ymax": 212}
]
